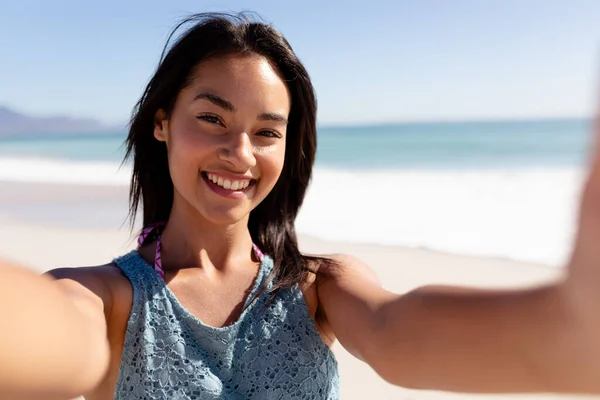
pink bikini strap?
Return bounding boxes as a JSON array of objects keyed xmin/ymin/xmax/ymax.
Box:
[
  {"xmin": 137, "ymin": 222, "xmax": 166, "ymax": 279},
  {"xmin": 252, "ymin": 243, "xmax": 264, "ymax": 261},
  {"xmin": 137, "ymin": 222, "xmax": 165, "ymax": 247},
  {"xmin": 137, "ymin": 223, "xmax": 264, "ymax": 281}
]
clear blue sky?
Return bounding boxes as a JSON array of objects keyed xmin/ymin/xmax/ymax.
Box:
[{"xmin": 1, "ymin": 0, "xmax": 600, "ymax": 125}]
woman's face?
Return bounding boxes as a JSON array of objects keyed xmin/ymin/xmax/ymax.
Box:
[{"xmin": 154, "ymin": 54, "xmax": 290, "ymax": 225}]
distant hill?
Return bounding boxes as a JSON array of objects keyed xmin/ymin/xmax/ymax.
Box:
[{"xmin": 0, "ymin": 106, "xmax": 115, "ymax": 137}]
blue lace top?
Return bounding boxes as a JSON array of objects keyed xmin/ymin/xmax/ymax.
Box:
[{"xmin": 112, "ymin": 251, "xmax": 339, "ymax": 399}]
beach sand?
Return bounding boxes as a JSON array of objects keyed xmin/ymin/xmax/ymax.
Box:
[{"xmin": 0, "ymin": 181, "xmax": 595, "ymax": 400}]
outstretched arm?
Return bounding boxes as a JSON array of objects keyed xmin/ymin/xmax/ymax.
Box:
[
  {"xmin": 318, "ymin": 115, "xmax": 600, "ymax": 394},
  {"xmin": 0, "ymin": 260, "xmax": 110, "ymax": 399},
  {"xmin": 319, "ymin": 258, "xmax": 594, "ymax": 393}
]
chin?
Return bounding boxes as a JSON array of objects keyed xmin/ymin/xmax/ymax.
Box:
[{"xmin": 198, "ymin": 205, "xmax": 252, "ymax": 226}]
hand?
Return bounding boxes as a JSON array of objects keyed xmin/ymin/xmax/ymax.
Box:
[{"xmin": 564, "ymin": 113, "xmax": 600, "ymax": 354}]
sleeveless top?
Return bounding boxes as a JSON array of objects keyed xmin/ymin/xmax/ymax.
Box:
[{"xmin": 112, "ymin": 250, "xmax": 339, "ymax": 399}]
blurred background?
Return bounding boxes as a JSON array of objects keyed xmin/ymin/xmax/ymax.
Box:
[{"xmin": 2, "ymin": 1, "xmax": 600, "ymax": 399}]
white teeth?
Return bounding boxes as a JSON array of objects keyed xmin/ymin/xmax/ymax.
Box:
[{"xmin": 205, "ymin": 173, "xmax": 252, "ymax": 191}]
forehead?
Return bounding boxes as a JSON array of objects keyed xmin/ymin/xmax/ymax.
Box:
[{"xmin": 184, "ymin": 54, "xmax": 291, "ymax": 111}]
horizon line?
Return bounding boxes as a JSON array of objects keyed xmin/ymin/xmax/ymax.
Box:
[{"xmin": 1, "ymin": 104, "xmax": 592, "ymax": 131}]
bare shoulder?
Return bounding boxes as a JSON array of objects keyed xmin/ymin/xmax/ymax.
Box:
[
  {"xmin": 45, "ymin": 263, "xmax": 131, "ymax": 317},
  {"xmin": 311, "ymin": 253, "xmax": 381, "ymax": 286},
  {"xmin": 47, "ymin": 263, "xmax": 126, "ymax": 282},
  {"xmin": 307, "ymin": 253, "xmax": 389, "ymax": 356}
]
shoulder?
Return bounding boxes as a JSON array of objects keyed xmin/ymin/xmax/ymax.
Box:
[
  {"xmin": 46, "ymin": 263, "xmax": 129, "ymax": 290},
  {"xmin": 47, "ymin": 263, "xmax": 123, "ymax": 279},
  {"xmin": 311, "ymin": 253, "xmax": 384, "ymax": 309},
  {"xmin": 305, "ymin": 253, "xmax": 387, "ymax": 352},
  {"xmin": 309, "ymin": 253, "xmax": 381, "ymax": 286},
  {"xmin": 45, "ymin": 263, "xmax": 132, "ymax": 318}
]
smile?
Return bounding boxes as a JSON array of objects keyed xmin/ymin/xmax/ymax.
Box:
[
  {"xmin": 205, "ymin": 172, "xmax": 252, "ymax": 190},
  {"xmin": 201, "ymin": 171, "xmax": 257, "ymax": 198}
]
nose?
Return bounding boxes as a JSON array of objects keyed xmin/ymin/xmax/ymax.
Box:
[{"xmin": 219, "ymin": 131, "xmax": 256, "ymax": 170}]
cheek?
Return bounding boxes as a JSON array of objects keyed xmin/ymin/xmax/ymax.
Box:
[
  {"xmin": 166, "ymin": 125, "xmax": 210, "ymax": 185},
  {"xmin": 170, "ymin": 118, "xmax": 208, "ymax": 151},
  {"xmin": 259, "ymin": 145, "xmax": 286, "ymax": 187}
]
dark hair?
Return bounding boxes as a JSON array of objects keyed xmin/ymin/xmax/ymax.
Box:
[{"xmin": 125, "ymin": 12, "xmax": 325, "ymax": 292}]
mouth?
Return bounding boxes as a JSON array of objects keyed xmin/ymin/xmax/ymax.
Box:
[{"xmin": 201, "ymin": 171, "xmax": 257, "ymax": 196}]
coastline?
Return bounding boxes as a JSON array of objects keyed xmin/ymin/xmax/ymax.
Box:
[{"xmin": 0, "ymin": 181, "xmax": 593, "ymax": 400}]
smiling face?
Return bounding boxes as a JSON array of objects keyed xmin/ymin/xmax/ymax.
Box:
[{"xmin": 153, "ymin": 54, "xmax": 291, "ymax": 225}]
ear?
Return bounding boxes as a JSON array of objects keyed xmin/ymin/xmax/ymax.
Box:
[{"xmin": 154, "ymin": 109, "xmax": 169, "ymax": 142}]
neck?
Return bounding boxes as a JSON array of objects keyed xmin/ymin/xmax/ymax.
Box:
[{"xmin": 159, "ymin": 197, "xmax": 255, "ymax": 271}]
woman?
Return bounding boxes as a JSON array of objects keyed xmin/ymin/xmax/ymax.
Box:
[{"xmin": 2, "ymin": 12, "xmax": 600, "ymax": 399}]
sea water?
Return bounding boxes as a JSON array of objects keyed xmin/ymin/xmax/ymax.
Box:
[{"xmin": 0, "ymin": 118, "xmax": 591, "ymax": 267}]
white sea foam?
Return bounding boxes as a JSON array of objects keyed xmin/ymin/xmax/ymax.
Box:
[
  {"xmin": 297, "ymin": 167, "xmax": 585, "ymax": 267},
  {"xmin": 0, "ymin": 156, "xmax": 585, "ymax": 266},
  {"xmin": 0, "ymin": 156, "xmax": 131, "ymax": 186}
]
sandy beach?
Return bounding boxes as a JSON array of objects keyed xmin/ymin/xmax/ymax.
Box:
[{"xmin": 0, "ymin": 181, "xmax": 595, "ymax": 400}]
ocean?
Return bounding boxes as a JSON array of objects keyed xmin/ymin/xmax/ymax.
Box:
[{"xmin": 0, "ymin": 118, "xmax": 592, "ymax": 267}]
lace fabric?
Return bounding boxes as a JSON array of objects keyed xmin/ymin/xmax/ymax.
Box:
[{"xmin": 113, "ymin": 251, "xmax": 339, "ymax": 399}]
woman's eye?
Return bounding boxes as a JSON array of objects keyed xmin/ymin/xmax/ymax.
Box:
[
  {"xmin": 257, "ymin": 130, "xmax": 281, "ymax": 139},
  {"xmin": 197, "ymin": 115, "xmax": 223, "ymax": 126}
]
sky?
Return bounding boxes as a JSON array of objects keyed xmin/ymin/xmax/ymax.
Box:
[{"xmin": 1, "ymin": 0, "xmax": 600, "ymax": 126}]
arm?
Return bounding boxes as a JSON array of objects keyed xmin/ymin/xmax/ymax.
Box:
[
  {"xmin": 0, "ymin": 260, "xmax": 110, "ymax": 399},
  {"xmin": 319, "ymin": 258, "xmax": 596, "ymax": 393}
]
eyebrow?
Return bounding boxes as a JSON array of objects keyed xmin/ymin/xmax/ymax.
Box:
[
  {"xmin": 258, "ymin": 112, "xmax": 288, "ymax": 124},
  {"xmin": 193, "ymin": 92, "xmax": 236, "ymax": 112},
  {"xmin": 194, "ymin": 92, "xmax": 288, "ymax": 124}
]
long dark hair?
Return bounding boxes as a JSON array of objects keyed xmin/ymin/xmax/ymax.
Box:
[{"xmin": 125, "ymin": 12, "xmax": 325, "ymax": 292}]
